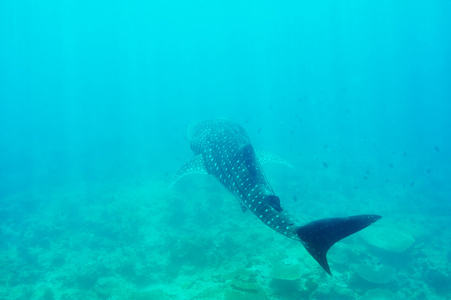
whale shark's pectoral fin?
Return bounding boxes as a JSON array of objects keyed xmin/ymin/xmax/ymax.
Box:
[
  {"xmin": 171, "ymin": 155, "xmax": 208, "ymax": 187},
  {"xmin": 297, "ymin": 215, "xmax": 381, "ymax": 276},
  {"xmin": 255, "ymin": 150, "xmax": 294, "ymax": 168}
]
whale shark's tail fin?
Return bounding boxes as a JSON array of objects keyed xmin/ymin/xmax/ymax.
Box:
[{"xmin": 297, "ymin": 215, "xmax": 381, "ymax": 276}]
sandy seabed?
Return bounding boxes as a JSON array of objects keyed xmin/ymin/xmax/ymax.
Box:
[{"xmin": 1, "ymin": 168, "xmax": 450, "ymax": 300}]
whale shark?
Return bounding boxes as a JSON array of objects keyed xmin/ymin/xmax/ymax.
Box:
[{"xmin": 173, "ymin": 119, "xmax": 381, "ymax": 275}]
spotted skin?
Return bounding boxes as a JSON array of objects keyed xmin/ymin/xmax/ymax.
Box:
[
  {"xmin": 179, "ymin": 119, "xmax": 381, "ymax": 275},
  {"xmin": 190, "ymin": 119, "xmax": 300, "ymax": 240}
]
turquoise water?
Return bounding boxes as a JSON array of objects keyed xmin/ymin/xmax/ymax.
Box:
[{"xmin": 1, "ymin": 1, "xmax": 450, "ymax": 299}]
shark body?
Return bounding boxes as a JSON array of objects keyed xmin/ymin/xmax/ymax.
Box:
[{"xmin": 174, "ymin": 119, "xmax": 380, "ymax": 275}]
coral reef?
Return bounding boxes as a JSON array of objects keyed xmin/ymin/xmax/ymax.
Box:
[
  {"xmin": 269, "ymin": 261, "xmax": 303, "ymax": 280},
  {"xmin": 129, "ymin": 288, "xmax": 168, "ymax": 300},
  {"xmin": 0, "ymin": 172, "xmax": 449, "ymax": 300},
  {"xmin": 360, "ymin": 288, "xmax": 398, "ymax": 300},
  {"xmin": 361, "ymin": 225, "xmax": 415, "ymax": 253},
  {"xmin": 353, "ymin": 264, "xmax": 395, "ymax": 284}
]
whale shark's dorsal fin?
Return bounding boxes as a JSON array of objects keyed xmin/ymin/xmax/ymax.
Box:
[
  {"xmin": 255, "ymin": 150, "xmax": 293, "ymax": 168},
  {"xmin": 238, "ymin": 144, "xmax": 258, "ymax": 172},
  {"xmin": 171, "ymin": 155, "xmax": 207, "ymax": 187}
]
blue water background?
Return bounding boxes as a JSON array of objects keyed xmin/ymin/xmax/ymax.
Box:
[
  {"xmin": 0, "ymin": 0, "xmax": 450, "ymax": 299},
  {"xmin": 1, "ymin": 1, "xmax": 450, "ymax": 191}
]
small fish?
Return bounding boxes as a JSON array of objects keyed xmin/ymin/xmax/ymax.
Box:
[
  {"xmin": 293, "ymin": 195, "xmax": 298, "ymax": 202},
  {"xmin": 366, "ymin": 171, "xmax": 370, "ymax": 175},
  {"xmin": 388, "ymin": 163, "xmax": 394, "ymax": 168},
  {"xmin": 434, "ymin": 146, "xmax": 440, "ymax": 152},
  {"xmin": 410, "ymin": 182, "xmax": 415, "ymax": 187},
  {"xmin": 323, "ymin": 162, "xmax": 328, "ymax": 168},
  {"xmin": 403, "ymin": 152, "xmax": 407, "ymax": 157},
  {"xmin": 297, "ymin": 95, "xmax": 306, "ymax": 102},
  {"xmin": 427, "ymin": 169, "xmax": 431, "ymax": 174},
  {"xmin": 257, "ymin": 127, "xmax": 262, "ymax": 134},
  {"xmin": 295, "ymin": 113, "xmax": 303, "ymax": 123},
  {"xmin": 363, "ymin": 176, "xmax": 368, "ymax": 180}
]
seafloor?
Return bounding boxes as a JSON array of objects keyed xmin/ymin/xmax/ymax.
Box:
[{"xmin": 1, "ymin": 160, "xmax": 450, "ymax": 300}]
